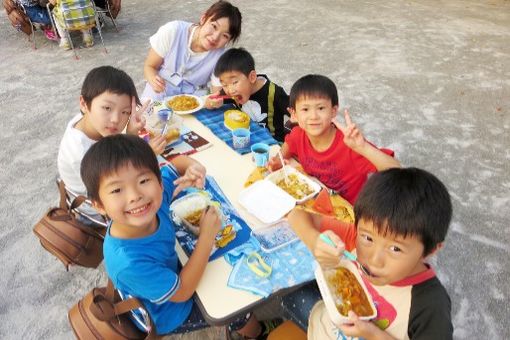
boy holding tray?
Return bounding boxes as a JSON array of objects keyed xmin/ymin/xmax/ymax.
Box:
[
  {"xmin": 289, "ymin": 167, "xmax": 454, "ymax": 339},
  {"xmin": 268, "ymin": 74, "xmax": 400, "ymax": 204}
]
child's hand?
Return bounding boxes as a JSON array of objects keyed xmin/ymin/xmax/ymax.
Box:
[
  {"xmin": 267, "ymin": 155, "xmax": 289, "ymax": 172},
  {"xmin": 127, "ymin": 98, "xmax": 150, "ymax": 134},
  {"xmin": 148, "ymin": 133, "xmax": 167, "ymax": 155},
  {"xmin": 149, "ymin": 75, "xmax": 166, "ymax": 93},
  {"xmin": 338, "ymin": 311, "xmax": 382, "ymax": 339},
  {"xmin": 198, "ymin": 206, "xmax": 222, "ymax": 243},
  {"xmin": 313, "ymin": 230, "xmax": 344, "ymax": 269},
  {"xmin": 205, "ymin": 91, "xmax": 224, "ymax": 109},
  {"xmin": 172, "ymin": 163, "xmax": 206, "ymax": 197},
  {"xmin": 332, "ymin": 109, "xmax": 367, "ymax": 152}
]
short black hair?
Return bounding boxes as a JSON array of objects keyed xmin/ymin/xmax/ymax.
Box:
[
  {"xmin": 354, "ymin": 167, "xmax": 452, "ymax": 256},
  {"xmin": 214, "ymin": 47, "xmax": 255, "ymax": 77},
  {"xmin": 81, "ymin": 134, "xmax": 161, "ymax": 203},
  {"xmin": 289, "ymin": 74, "xmax": 339, "ymax": 109},
  {"xmin": 80, "ymin": 66, "xmax": 140, "ymax": 111},
  {"xmin": 202, "ymin": 0, "xmax": 242, "ymax": 43}
]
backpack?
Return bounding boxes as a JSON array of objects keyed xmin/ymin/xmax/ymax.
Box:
[
  {"xmin": 33, "ymin": 180, "xmax": 105, "ymax": 270},
  {"xmin": 69, "ymin": 278, "xmax": 157, "ymax": 339}
]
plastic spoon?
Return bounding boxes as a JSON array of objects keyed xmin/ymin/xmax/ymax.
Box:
[{"xmin": 277, "ymin": 151, "xmax": 290, "ymax": 185}]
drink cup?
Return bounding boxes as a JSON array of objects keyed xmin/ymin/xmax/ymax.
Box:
[
  {"xmin": 232, "ymin": 128, "xmax": 250, "ymax": 149},
  {"xmin": 251, "ymin": 142, "xmax": 270, "ymax": 167}
]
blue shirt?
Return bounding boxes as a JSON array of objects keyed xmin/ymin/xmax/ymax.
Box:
[{"xmin": 103, "ymin": 166, "xmax": 192, "ymax": 334}]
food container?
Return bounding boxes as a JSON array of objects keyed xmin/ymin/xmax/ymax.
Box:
[
  {"xmin": 170, "ymin": 192, "xmax": 211, "ymax": 235},
  {"xmin": 239, "ymin": 166, "xmax": 321, "ymax": 224},
  {"xmin": 224, "ymin": 109, "xmax": 250, "ymax": 130},
  {"xmin": 315, "ymin": 259, "xmax": 377, "ymax": 326},
  {"xmin": 251, "ymin": 220, "xmax": 298, "ymax": 252},
  {"xmin": 265, "ymin": 166, "xmax": 321, "ymax": 204},
  {"xmin": 145, "ymin": 111, "xmax": 183, "ymax": 145}
]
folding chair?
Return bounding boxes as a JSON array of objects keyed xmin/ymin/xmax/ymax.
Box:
[
  {"xmin": 16, "ymin": 1, "xmax": 57, "ymax": 49},
  {"xmin": 92, "ymin": 0, "xmax": 119, "ymax": 32},
  {"xmin": 56, "ymin": 177, "xmax": 108, "ymax": 228},
  {"xmin": 50, "ymin": 0, "xmax": 107, "ymax": 59}
]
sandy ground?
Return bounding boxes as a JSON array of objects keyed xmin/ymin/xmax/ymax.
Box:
[{"xmin": 0, "ymin": 0, "xmax": 509, "ymax": 339}]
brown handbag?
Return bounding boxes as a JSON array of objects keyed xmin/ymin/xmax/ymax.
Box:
[
  {"xmin": 69, "ymin": 278, "xmax": 157, "ymax": 339},
  {"xmin": 33, "ymin": 181, "xmax": 105, "ymax": 270},
  {"xmin": 3, "ymin": 0, "xmax": 32, "ymax": 36}
]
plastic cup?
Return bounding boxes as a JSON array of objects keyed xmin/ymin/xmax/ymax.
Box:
[
  {"xmin": 251, "ymin": 142, "xmax": 270, "ymax": 167},
  {"xmin": 232, "ymin": 128, "xmax": 250, "ymax": 149}
]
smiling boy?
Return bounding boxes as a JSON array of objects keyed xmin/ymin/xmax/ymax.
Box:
[{"xmin": 268, "ymin": 74, "xmax": 400, "ymax": 204}]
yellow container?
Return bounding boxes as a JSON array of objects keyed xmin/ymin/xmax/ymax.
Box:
[{"xmin": 224, "ymin": 110, "xmax": 250, "ymax": 130}]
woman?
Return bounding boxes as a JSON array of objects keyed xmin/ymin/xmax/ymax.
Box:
[{"xmin": 142, "ymin": 1, "xmax": 242, "ymax": 102}]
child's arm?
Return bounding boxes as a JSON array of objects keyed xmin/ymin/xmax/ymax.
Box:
[
  {"xmin": 333, "ymin": 109, "xmax": 400, "ymax": 170},
  {"xmin": 170, "ymin": 155, "xmax": 206, "ymax": 197},
  {"xmin": 169, "ymin": 206, "xmax": 222, "ymax": 302},
  {"xmin": 287, "ymin": 208, "xmax": 345, "ymax": 269}
]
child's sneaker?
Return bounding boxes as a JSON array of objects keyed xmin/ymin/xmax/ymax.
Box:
[
  {"xmin": 226, "ymin": 318, "xmax": 284, "ymax": 340},
  {"xmin": 59, "ymin": 38, "xmax": 71, "ymax": 50},
  {"xmin": 43, "ymin": 27, "xmax": 58, "ymax": 41},
  {"xmin": 83, "ymin": 33, "xmax": 94, "ymax": 48}
]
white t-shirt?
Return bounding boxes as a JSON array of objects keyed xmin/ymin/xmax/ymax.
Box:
[
  {"xmin": 149, "ymin": 21, "xmax": 221, "ymax": 88},
  {"xmin": 57, "ymin": 114, "xmax": 100, "ymax": 219}
]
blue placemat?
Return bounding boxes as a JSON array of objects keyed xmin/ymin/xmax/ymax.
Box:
[
  {"xmin": 194, "ymin": 105, "xmax": 278, "ymax": 154},
  {"xmin": 170, "ymin": 174, "xmax": 252, "ymax": 261}
]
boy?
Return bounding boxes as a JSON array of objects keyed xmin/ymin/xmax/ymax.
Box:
[
  {"xmin": 210, "ymin": 47, "xmax": 291, "ymax": 142},
  {"xmin": 80, "ymin": 134, "xmax": 277, "ymax": 338},
  {"xmin": 57, "ymin": 65, "xmax": 165, "ymax": 224},
  {"xmin": 288, "ymin": 167, "xmax": 454, "ymax": 339},
  {"xmin": 268, "ymin": 74, "xmax": 400, "ymax": 204}
]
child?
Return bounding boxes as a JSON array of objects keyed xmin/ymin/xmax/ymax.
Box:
[
  {"xmin": 80, "ymin": 134, "xmax": 278, "ymax": 338},
  {"xmin": 268, "ymin": 74, "xmax": 400, "ymax": 204},
  {"xmin": 142, "ymin": 0, "xmax": 242, "ymax": 100},
  {"xmin": 17, "ymin": 0, "xmax": 56, "ymax": 39},
  {"xmin": 288, "ymin": 167, "xmax": 453, "ymax": 339},
  {"xmin": 210, "ymin": 47, "xmax": 291, "ymax": 142},
  {"xmin": 49, "ymin": 0, "xmax": 95, "ymax": 50},
  {"xmin": 57, "ymin": 65, "xmax": 164, "ymax": 224}
]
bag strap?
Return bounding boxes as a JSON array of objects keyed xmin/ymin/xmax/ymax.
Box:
[{"xmin": 90, "ymin": 279, "xmax": 156, "ymax": 338}]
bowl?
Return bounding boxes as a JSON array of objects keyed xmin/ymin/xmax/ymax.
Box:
[
  {"xmin": 170, "ymin": 192, "xmax": 211, "ymax": 235},
  {"xmin": 224, "ymin": 109, "xmax": 250, "ymax": 130},
  {"xmin": 315, "ymin": 259, "xmax": 377, "ymax": 326}
]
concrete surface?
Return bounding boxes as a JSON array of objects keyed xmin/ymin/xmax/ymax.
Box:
[{"xmin": 0, "ymin": 0, "xmax": 508, "ymax": 339}]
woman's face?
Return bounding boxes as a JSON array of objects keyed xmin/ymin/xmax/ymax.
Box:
[{"xmin": 196, "ymin": 16, "xmax": 232, "ymax": 52}]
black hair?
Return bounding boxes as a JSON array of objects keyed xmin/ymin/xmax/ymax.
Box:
[
  {"xmin": 202, "ymin": 0, "xmax": 242, "ymax": 43},
  {"xmin": 80, "ymin": 134, "xmax": 161, "ymax": 203},
  {"xmin": 354, "ymin": 167, "xmax": 452, "ymax": 256},
  {"xmin": 80, "ymin": 66, "xmax": 140, "ymax": 111},
  {"xmin": 214, "ymin": 47, "xmax": 254, "ymax": 77},
  {"xmin": 289, "ymin": 74, "xmax": 339, "ymax": 109}
]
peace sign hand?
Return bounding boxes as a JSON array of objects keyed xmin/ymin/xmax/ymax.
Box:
[
  {"xmin": 332, "ymin": 109, "xmax": 366, "ymax": 151},
  {"xmin": 127, "ymin": 97, "xmax": 150, "ymax": 134}
]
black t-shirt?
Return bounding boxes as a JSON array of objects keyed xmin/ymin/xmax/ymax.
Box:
[
  {"xmin": 408, "ymin": 276, "xmax": 453, "ymax": 339},
  {"xmin": 240, "ymin": 75, "xmax": 290, "ymax": 142}
]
